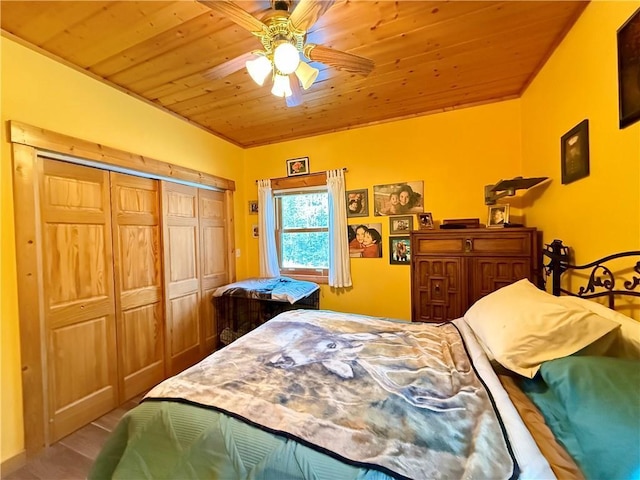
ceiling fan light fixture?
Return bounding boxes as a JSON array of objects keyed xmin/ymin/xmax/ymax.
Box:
[
  {"xmin": 271, "ymin": 73, "xmax": 293, "ymax": 97},
  {"xmin": 294, "ymin": 61, "xmax": 319, "ymax": 90},
  {"xmin": 273, "ymin": 41, "xmax": 300, "ymax": 75},
  {"xmin": 246, "ymin": 55, "xmax": 272, "ymax": 86}
]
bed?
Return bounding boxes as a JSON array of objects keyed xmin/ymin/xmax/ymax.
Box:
[{"xmin": 89, "ymin": 242, "xmax": 640, "ymax": 480}]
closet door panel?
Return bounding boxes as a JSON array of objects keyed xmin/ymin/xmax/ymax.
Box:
[
  {"xmin": 162, "ymin": 181, "xmax": 201, "ymax": 375},
  {"xmin": 40, "ymin": 159, "xmax": 118, "ymax": 442},
  {"xmin": 199, "ymin": 190, "xmax": 229, "ymax": 352},
  {"xmin": 111, "ymin": 173, "xmax": 164, "ymax": 401}
]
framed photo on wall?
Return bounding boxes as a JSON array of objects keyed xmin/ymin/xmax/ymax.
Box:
[
  {"xmin": 348, "ymin": 223, "xmax": 382, "ymax": 258},
  {"xmin": 389, "ymin": 236, "xmax": 411, "ymax": 264},
  {"xmin": 248, "ymin": 200, "xmax": 258, "ymax": 214},
  {"xmin": 487, "ymin": 205, "xmax": 509, "ymax": 227},
  {"xmin": 561, "ymin": 119, "xmax": 590, "ymax": 185},
  {"xmin": 286, "ymin": 156, "xmax": 309, "ymax": 176},
  {"xmin": 389, "ymin": 215, "xmax": 413, "ymax": 234},
  {"xmin": 346, "ymin": 189, "xmax": 369, "ymax": 217},
  {"xmin": 373, "ymin": 181, "xmax": 424, "ymax": 215},
  {"xmin": 617, "ymin": 8, "xmax": 640, "ymax": 129}
]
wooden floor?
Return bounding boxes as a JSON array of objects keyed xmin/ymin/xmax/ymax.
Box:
[{"xmin": 3, "ymin": 395, "xmax": 142, "ymax": 480}]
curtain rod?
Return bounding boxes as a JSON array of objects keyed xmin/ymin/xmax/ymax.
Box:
[{"xmin": 255, "ymin": 168, "xmax": 347, "ymax": 184}]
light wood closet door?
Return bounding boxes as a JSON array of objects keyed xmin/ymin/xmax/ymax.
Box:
[
  {"xmin": 111, "ymin": 173, "xmax": 164, "ymax": 401},
  {"xmin": 39, "ymin": 159, "xmax": 118, "ymax": 442},
  {"xmin": 199, "ymin": 189, "xmax": 230, "ymax": 352},
  {"xmin": 161, "ymin": 181, "xmax": 201, "ymax": 376}
]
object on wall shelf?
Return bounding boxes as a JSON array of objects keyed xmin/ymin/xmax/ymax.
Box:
[{"xmin": 484, "ymin": 176, "xmax": 548, "ymax": 205}]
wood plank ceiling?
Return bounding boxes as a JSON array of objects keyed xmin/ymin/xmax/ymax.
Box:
[{"xmin": 1, "ymin": 1, "xmax": 587, "ymax": 148}]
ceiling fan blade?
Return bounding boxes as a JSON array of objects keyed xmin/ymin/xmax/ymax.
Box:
[
  {"xmin": 286, "ymin": 75, "xmax": 303, "ymax": 107},
  {"xmin": 304, "ymin": 44, "xmax": 374, "ymax": 76},
  {"xmin": 198, "ymin": 0, "xmax": 267, "ymax": 34},
  {"xmin": 202, "ymin": 51, "xmax": 257, "ymax": 81},
  {"xmin": 288, "ymin": 0, "xmax": 335, "ymax": 33}
]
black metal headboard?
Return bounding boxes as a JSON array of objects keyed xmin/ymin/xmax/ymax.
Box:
[{"xmin": 543, "ymin": 239, "xmax": 640, "ymax": 309}]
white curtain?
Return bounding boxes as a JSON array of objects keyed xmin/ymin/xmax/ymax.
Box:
[
  {"xmin": 257, "ymin": 179, "xmax": 280, "ymax": 277},
  {"xmin": 326, "ymin": 169, "xmax": 352, "ymax": 287}
]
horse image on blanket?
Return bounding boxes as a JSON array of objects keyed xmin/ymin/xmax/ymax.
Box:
[{"xmin": 146, "ymin": 310, "xmax": 517, "ymax": 480}]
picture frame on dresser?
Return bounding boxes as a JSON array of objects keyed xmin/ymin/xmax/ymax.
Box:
[
  {"xmin": 487, "ymin": 205, "xmax": 509, "ymax": 227},
  {"xmin": 418, "ymin": 212, "xmax": 434, "ymax": 229}
]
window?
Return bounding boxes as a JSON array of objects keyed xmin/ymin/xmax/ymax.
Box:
[{"xmin": 275, "ymin": 188, "xmax": 329, "ymax": 282}]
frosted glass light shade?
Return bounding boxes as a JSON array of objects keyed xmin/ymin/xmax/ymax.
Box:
[
  {"xmin": 273, "ymin": 42, "xmax": 300, "ymax": 75},
  {"xmin": 246, "ymin": 56, "xmax": 272, "ymax": 86},
  {"xmin": 271, "ymin": 74, "xmax": 293, "ymax": 97},
  {"xmin": 294, "ymin": 61, "xmax": 319, "ymax": 90}
]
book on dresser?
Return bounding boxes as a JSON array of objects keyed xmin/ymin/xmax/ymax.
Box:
[{"xmin": 410, "ymin": 227, "xmax": 540, "ymax": 322}]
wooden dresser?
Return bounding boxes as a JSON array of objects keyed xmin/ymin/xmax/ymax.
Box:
[{"xmin": 410, "ymin": 228, "xmax": 540, "ymax": 322}]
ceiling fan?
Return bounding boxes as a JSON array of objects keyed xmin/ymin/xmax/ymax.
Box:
[{"xmin": 198, "ymin": 0, "xmax": 375, "ymax": 107}]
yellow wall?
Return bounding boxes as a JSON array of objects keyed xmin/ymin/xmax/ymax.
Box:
[
  {"xmin": 521, "ymin": 1, "xmax": 640, "ymax": 316},
  {"xmin": 243, "ymin": 100, "xmax": 523, "ymax": 319},
  {"xmin": 0, "ymin": 37, "xmax": 246, "ymax": 463},
  {"xmin": 3, "ymin": 0, "xmax": 640, "ymax": 466}
]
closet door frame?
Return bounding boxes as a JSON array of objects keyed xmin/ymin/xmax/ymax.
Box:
[{"xmin": 9, "ymin": 121, "xmax": 236, "ymax": 455}]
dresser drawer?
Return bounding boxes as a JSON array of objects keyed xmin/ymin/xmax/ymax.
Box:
[
  {"xmin": 470, "ymin": 234, "xmax": 531, "ymax": 255},
  {"xmin": 414, "ymin": 236, "xmax": 465, "ymax": 254},
  {"xmin": 412, "ymin": 229, "xmax": 534, "ymax": 256}
]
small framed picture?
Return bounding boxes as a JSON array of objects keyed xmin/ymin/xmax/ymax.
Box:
[
  {"xmin": 389, "ymin": 215, "xmax": 413, "ymax": 235},
  {"xmin": 617, "ymin": 7, "xmax": 640, "ymax": 129},
  {"xmin": 248, "ymin": 200, "xmax": 258, "ymax": 214},
  {"xmin": 418, "ymin": 212, "xmax": 434, "ymax": 229},
  {"xmin": 561, "ymin": 119, "xmax": 590, "ymax": 185},
  {"xmin": 252, "ymin": 224, "xmax": 259, "ymax": 238},
  {"xmin": 346, "ymin": 189, "xmax": 368, "ymax": 217},
  {"xmin": 487, "ymin": 205, "xmax": 509, "ymax": 227},
  {"xmin": 286, "ymin": 156, "xmax": 309, "ymax": 176},
  {"xmin": 389, "ymin": 236, "xmax": 411, "ymax": 265}
]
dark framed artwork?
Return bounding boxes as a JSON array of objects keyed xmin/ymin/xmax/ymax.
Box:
[
  {"xmin": 286, "ymin": 156, "xmax": 309, "ymax": 176},
  {"xmin": 248, "ymin": 200, "xmax": 258, "ymax": 214},
  {"xmin": 373, "ymin": 181, "xmax": 424, "ymax": 216},
  {"xmin": 617, "ymin": 8, "xmax": 640, "ymax": 129},
  {"xmin": 346, "ymin": 189, "xmax": 369, "ymax": 217},
  {"xmin": 389, "ymin": 236, "xmax": 411, "ymax": 265},
  {"xmin": 561, "ymin": 119, "xmax": 590, "ymax": 185},
  {"xmin": 389, "ymin": 215, "xmax": 413, "ymax": 235}
]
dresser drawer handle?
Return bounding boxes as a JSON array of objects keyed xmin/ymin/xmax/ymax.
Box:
[{"xmin": 465, "ymin": 238, "xmax": 473, "ymax": 252}]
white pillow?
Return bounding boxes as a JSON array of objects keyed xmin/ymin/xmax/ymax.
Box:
[
  {"xmin": 464, "ymin": 279, "xmax": 620, "ymax": 378},
  {"xmin": 557, "ymin": 295, "xmax": 640, "ymax": 360}
]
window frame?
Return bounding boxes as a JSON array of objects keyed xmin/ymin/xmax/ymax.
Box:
[{"xmin": 274, "ymin": 185, "xmax": 329, "ymax": 284}]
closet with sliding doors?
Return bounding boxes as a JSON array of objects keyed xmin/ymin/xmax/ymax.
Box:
[{"xmin": 10, "ymin": 121, "xmax": 236, "ymax": 452}]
